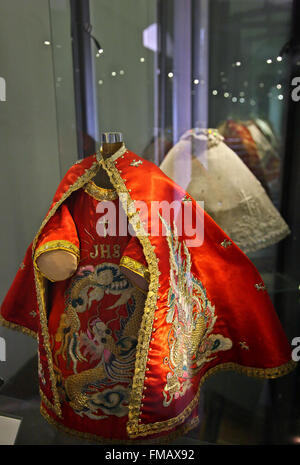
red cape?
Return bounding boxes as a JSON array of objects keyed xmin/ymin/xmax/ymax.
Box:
[{"xmin": 1, "ymin": 144, "xmax": 296, "ymax": 441}]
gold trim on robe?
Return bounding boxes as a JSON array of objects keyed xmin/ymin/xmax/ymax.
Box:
[
  {"xmin": 1, "ymin": 145, "xmax": 297, "ymax": 441},
  {"xmin": 119, "ymin": 255, "xmax": 150, "ymax": 282},
  {"xmin": 32, "ymin": 160, "xmax": 100, "ymax": 418},
  {"xmin": 97, "ymin": 150, "xmax": 297, "ymax": 439},
  {"xmin": 83, "ymin": 180, "xmax": 118, "ymax": 201}
]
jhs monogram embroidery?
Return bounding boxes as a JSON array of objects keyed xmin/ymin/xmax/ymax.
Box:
[{"xmin": 90, "ymin": 243, "xmax": 121, "ymax": 259}]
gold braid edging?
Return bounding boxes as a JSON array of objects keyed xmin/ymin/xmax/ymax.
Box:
[
  {"xmin": 39, "ymin": 388, "xmax": 56, "ymax": 411},
  {"xmin": 32, "ymin": 159, "xmax": 100, "ymax": 419},
  {"xmin": 129, "ymin": 359, "xmax": 297, "ymax": 438},
  {"xmin": 119, "ymin": 255, "xmax": 150, "ymax": 281},
  {"xmin": 33, "ymin": 240, "xmax": 80, "ymax": 283},
  {"xmin": 0, "ymin": 314, "xmax": 37, "ymax": 339},
  {"xmin": 98, "ymin": 153, "xmax": 160, "ymax": 438},
  {"xmin": 32, "ymin": 160, "xmax": 99, "ymax": 254},
  {"xmin": 39, "ymin": 402, "xmax": 200, "ymax": 445},
  {"xmin": 33, "ymin": 240, "xmax": 80, "ymax": 282},
  {"xmin": 83, "ymin": 180, "xmax": 118, "ymax": 201},
  {"xmin": 98, "ymin": 150, "xmax": 298, "ymax": 439},
  {"xmin": 34, "ymin": 269, "xmax": 62, "ymax": 416},
  {"xmin": 34, "ymin": 240, "xmax": 80, "ymax": 263}
]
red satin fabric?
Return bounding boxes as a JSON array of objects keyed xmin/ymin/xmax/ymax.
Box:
[
  {"xmin": 0, "ymin": 148, "xmax": 295, "ymax": 442},
  {"xmin": 0, "ymin": 243, "xmax": 38, "ymax": 334},
  {"xmin": 36, "ymin": 201, "xmax": 80, "ymax": 254},
  {"xmin": 112, "ymin": 150, "xmax": 293, "ymax": 428},
  {"xmin": 36, "ymin": 186, "xmax": 150, "ymax": 440},
  {"xmin": 1, "ymin": 156, "xmax": 98, "ymax": 335}
]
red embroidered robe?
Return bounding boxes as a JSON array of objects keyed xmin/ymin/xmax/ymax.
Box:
[{"xmin": 0, "ymin": 143, "xmax": 296, "ymax": 443}]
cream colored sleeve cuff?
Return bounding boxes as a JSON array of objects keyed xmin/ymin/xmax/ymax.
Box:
[{"xmin": 34, "ymin": 240, "xmax": 80, "ymax": 282}]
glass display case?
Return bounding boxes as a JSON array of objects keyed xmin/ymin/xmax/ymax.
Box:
[{"xmin": 0, "ymin": 0, "xmax": 299, "ymax": 445}]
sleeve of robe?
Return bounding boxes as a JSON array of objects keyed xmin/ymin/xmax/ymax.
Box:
[
  {"xmin": 119, "ymin": 236, "xmax": 150, "ymax": 293},
  {"xmin": 33, "ymin": 199, "xmax": 80, "ymax": 282}
]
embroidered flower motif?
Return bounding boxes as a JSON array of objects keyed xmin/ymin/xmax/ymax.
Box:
[
  {"xmin": 159, "ymin": 214, "xmax": 232, "ymax": 407},
  {"xmin": 221, "ymin": 239, "xmax": 232, "ymax": 248},
  {"xmin": 254, "ymin": 282, "xmax": 266, "ymax": 291},
  {"xmin": 239, "ymin": 341, "xmax": 249, "ymax": 350},
  {"xmin": 77, "ymin": 265, "xmax": 95, "ymax": 276},
  {"xmin": 129, "ymin": 159, "xmax": 143, "ymax": 167},
  {"xmin": 73, "ymin": 158, "xmax": 84, "ymax": 166},
  {"xmin": 182, "ymin": 194, "xmax": 192, "ymax": 203}
]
